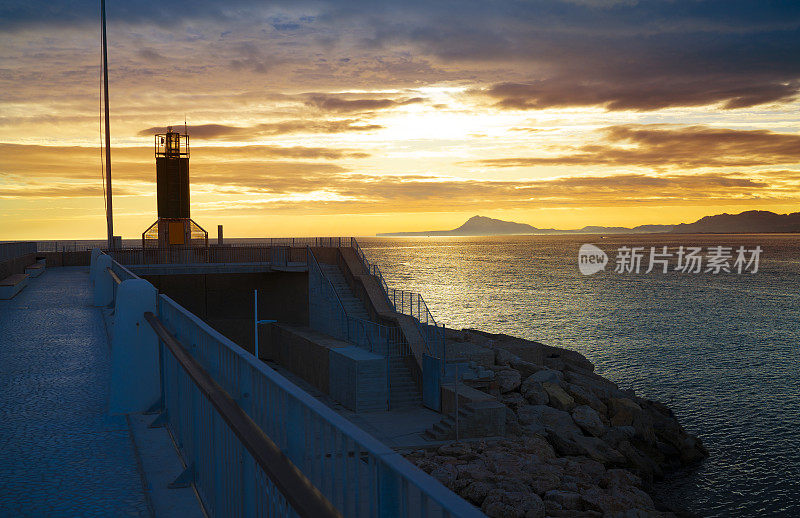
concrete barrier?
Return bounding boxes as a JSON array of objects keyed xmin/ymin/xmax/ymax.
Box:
[
  {"xmin": 329, "ymin": 346, "xmax": 388, "ymax": 412},
  {"xmin": 110, "ymin": 279, "xmax": 160, "ymax": 414},
  {"xmin": 89, "ymin": 248, "xmax": 102, "ymax": 285},
  {"xmin": 92, "ymin": 254, "xmax": 113, "ymax": 307}
]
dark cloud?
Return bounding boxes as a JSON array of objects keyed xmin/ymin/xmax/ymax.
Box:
[
  {"xmin": 304, "ymin": 95, "xmax": 424, "ymax": 113},
  {"xmin": 137, "ymin": 120, "xmax": 383, "ymax": 139},
  {"xmin": 0, "ymin": 184, "xmax": 139, "ymax": 198},
  {"xmin": 477, "ymin": 125, "xmax": 800, "ymax": 169},
  {"xmin": 136, "ymin": 48, "xmax": 167, "ymax": 63},
  {"xmin": 4, "ymin": 2, "xmax": 798, "ymax": 110},
  {"xmin": 482, "ymin": 79, "xmax": 799, "ymax": 111}
]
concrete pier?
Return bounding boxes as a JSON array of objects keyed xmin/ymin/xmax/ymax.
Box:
[{"xmin": 0, "ymin": 268, "xmax": 154, "ymax": 516}]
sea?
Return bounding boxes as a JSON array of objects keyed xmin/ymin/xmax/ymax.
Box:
[{"xmin": 358, "ymin": 234, "xmax": 800, "ymax": 518}]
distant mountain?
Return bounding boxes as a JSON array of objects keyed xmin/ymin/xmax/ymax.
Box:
[
  {"xmin": 671, "ymin": 210, "xmax": 800, "ymax": 233},
  {"xmin": 377, "ymin": 210, "xmax": 800, "ymax": 237},
  {"xmin": 377, "ymin": 215, "xmax": 673, "ymax": 236},
  {"xmin": 377, "ymin": 216, "xmax": 536, "ymax": 236}
]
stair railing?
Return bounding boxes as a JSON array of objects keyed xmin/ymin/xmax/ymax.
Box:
[
  {"xmin": 308, "ymin": 247, "xmax": 402, "ymax": 355},
  {"xmin": 349, "ymin": 238, "xmax": 446, "ymax": 359}
]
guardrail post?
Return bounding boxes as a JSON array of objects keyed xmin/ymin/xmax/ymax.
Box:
[
  {"xmin": 93, "ymin": 254, "xmax": 114, "ymax": 307},
  {"xmin": 377, "ymin": 461, "xmax": 400, "ymax": 517},
  {"xmin": 110, "ymin": 279, "xmax": 160, "ymax": 414}
]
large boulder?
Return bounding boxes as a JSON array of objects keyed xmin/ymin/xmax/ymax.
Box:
[
  {"xmin": 565, "ymin": 370, "xmax": 622, "ymax": 402},
  {"xmin": 564, "ymin": 383, "xmax": 608, "ymax": 416},
  {"xmin": 501, "ymin": 391, "xmax": 527, "ymax": 409},
  {"xmin": 521, "ymin": 380, "xmax": 550, "ymax": 406},
  {"xmin": 572, "ymin": 405, "xmax": 606, "ymax": 437},
  {"xmin": 495, "ymin": 347, "xmax": 521, "ymax": 367},
  {"xmin": 510, "ymin": 358, "xmax": 546, "ymax": 378},
  {"xmin": 609, "ymin": 398, "xmax": 642, "ymax": 427},
  {"xmin": 630, "ymin": 410, "xmax": 657, "ymax": 446},
  {"xmin": 615, "ymin": 440, "xmax": 662, "ymax": 481},
  {"xmin": 519, "ymin": 405, "xmax": 583, "ymax": 439},
  {"xmin": 521, "ymin": 434, "xmax": 557, "ymax": 462},
  {"xmin": 572, "ymin": 436, "xmax": 627, "ymax": 465},
  {"xmin": 601, "ymin": 426, "xmax": 636, "ymax": 448},
  {"xmin": 462, "ymin": 481, "xmax": 494, "ymax": 506},
  {"xmin": 543, "ymin": 382, "xmax": 576, "ymax": 411},
  {"xmin": 525, "ymin": 369, "xmax": 563, "ymax": 385},
  {"xmin": 497, "ymin": 369, "xmax": 522, "ymax": 393}
]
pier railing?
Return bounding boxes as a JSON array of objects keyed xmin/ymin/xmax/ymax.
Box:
[
  {"xmin": 37, "ymin": 237, "xmax": 362, "ymax": 253},
  {"xmin": 96, "ymin": 253, "xmax": 482, "ymax": 517},
  {"xmin": 155, "ymin": 294, "xmax": 481, "ymax": 517}
]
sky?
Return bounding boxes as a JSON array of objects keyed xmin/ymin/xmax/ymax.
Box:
[{"xmin": 1, "ymin": 0, "xmax": 799, "ymax": 239}]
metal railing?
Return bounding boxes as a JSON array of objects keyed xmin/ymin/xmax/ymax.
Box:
[
  {"xmin": 146, "ymin": 311, "xmax": 341, "ymax": 518},
  {"xmin": 156, "ymin": 292, "xmax": 483, "ymax": 518},
  {"xmin": 0, "ymin": 241, "xmax": 37, "ymax": 263},
  {"xmin": 308, "ymin": 248, "xmax": 402, "ymax": 356},
  {"xmin": 350, "ymin": 239, "xmax": 446, "ymax": 358},
  {"xmin": 96, "ymin": 254, "xmax": 482, "ymax": 517},
  {"xmin": 37, "ymin": 237, "xmax": 364, "ymax": 254},
  {"xmin": 105, "ymin": 246, "xmax": 309, "ymax": 266}
]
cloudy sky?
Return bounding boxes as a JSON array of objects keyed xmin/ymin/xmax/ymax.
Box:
[{"xmin": 1, "ymin": 0, "xmax": 799, "ymax": 239}]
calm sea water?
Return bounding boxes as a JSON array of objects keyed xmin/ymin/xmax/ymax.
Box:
[{"xmin": 359, "ymin": 234, "xmax": 800, "ymax": 517}]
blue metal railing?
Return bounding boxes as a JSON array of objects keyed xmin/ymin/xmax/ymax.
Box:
[
  {"xmin": 97, "ymin": 254, "xmax": 482, "ymax": 517},
  {"xmin": 308, "ymin": 248, "xmax": 402, "ymax": 356},
  {"xmin": 0, "ymin": 241, "xmax": 37, "ymax": 263},
  {"xmin": 157, "ymin": 293, "xmax": 482, "ymax": 518}
]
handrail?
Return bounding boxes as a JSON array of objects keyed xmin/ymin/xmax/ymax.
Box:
[
  {"xmin": 307, "ymin": 247, "xmax": 383, "ymax": 354},
  {"xmin": 144, "ymin": 312, "xmax": 342, "ymax": 518},
  {"xmin": 348, "ymin": 238, "xmax": 445, "ymax": 358},
  {"xmin": 107, "ymin": 267, "xmax": 122, "ymax": 285}
]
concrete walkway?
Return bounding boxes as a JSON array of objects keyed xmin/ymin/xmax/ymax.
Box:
[{"xmin": 0, "ymin": 267, "xmax": 151, "ymax": 516}]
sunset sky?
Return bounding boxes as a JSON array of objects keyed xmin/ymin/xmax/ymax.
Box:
[{"xmin": 1, "ymin": 1, "xmax": 799, "ymax": 239}]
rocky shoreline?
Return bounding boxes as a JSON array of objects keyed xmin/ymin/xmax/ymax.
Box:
[{"xmin": 404, "ymin": 330, "xmax": 708, "ymax": 517}]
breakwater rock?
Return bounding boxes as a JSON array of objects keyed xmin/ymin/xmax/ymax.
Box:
[{"xmin": 405, "ymin": 329, "xmax": 707, "ymax": 517}]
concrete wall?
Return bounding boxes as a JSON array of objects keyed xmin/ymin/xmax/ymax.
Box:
[
  {"xmin": 41, "ymin": 251, "xmax": 92, "ymax": 267},
  {"xmin": 142, "ymin": 271, "xmax": 308, "ymax": 353},
  {"xmin": 329, "ymin": 346, "xmax": 387, "ymax": 413},
  {"xmin": 0, "ymin": 253, "xmax": 36, "ymax": 280},
  {"xmin": 265, "ymin": 324, "xmax": 337, "ymax": 392},
  {"xmin": 442, "ymin": 383, "xmax": 506, "ymax": 438}
]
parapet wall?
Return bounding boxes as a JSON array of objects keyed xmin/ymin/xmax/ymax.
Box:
[
  {"xmin": 141, "ymin": 270, "xmax": 308, "ymax": 353},
  {"xmin": 41, "ymin": 250, "xmax": 91, "ymax": 267},
  {"xmin": 0, "ymin": 253, "xmax": 36, "ymax": 279}
]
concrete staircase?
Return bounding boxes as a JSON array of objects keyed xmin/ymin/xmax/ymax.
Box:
[
  {"xmin": 423, "ymin": 402, "xmax": 478, "ymax": 441},
  {"xmin": 319, "ymin": 262, "xmax": 423, "ymax": 409},
  {"xmin": 423, "ymin": 399, "xmax": 505, "ymax": 440},
  {"xmin": 388, "ymin": 355, "xmax": 422, "ymax": 408},
  {"xmin": 319, "ymin": 263, "xmax": 370, "ymax": 320}
]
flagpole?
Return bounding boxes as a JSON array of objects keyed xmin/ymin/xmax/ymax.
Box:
[{"xmin": 101, "ymin": 0, "xmax": 114, "ymax": 249}]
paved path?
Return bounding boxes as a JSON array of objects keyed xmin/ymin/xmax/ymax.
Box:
[{"xmin": 0, "ymin": 267, "xmax": 151, "ymax": 517}]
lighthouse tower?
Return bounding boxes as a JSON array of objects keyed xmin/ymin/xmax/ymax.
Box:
[{"xmin": 142, "ymin": 126, "xmax": 207, "ymax": 248}]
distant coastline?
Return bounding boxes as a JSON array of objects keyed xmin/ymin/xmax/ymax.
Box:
[{"xmin": 377, "ymin": 210, "xmax": 800, "ymax": 237}]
